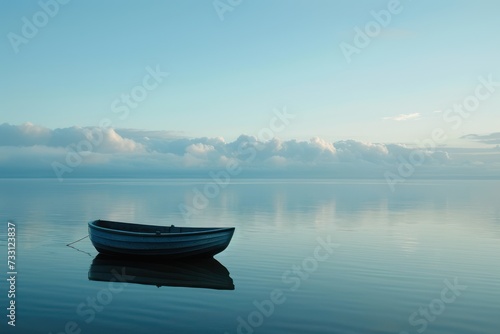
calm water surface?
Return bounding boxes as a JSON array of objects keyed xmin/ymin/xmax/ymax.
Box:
[{"xmin": 0, "ymin": 179, "xmax": 499, "ymax": 334}]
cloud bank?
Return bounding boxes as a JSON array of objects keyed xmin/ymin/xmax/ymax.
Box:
[{"xmin": 0, "ymin": 123, "xmax": 499, "ymax": 179}]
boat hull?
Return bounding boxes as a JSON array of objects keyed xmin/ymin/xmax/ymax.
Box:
[{"xmin": 88, "ymin": 220, "xmax": 235, "ymax": 259}]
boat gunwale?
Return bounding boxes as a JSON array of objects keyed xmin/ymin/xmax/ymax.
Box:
[{"xmin": 88, "ymin": 219, "xmax": 235, "ymax": 238}]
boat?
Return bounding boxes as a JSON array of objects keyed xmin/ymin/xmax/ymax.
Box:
[
  {"xmin": 88, "ymin": 219, "xmax": 235, "ymax": 258},
  {"xmin": 89, "ymin": 254, "xmax": 234, "ymax": 290}
]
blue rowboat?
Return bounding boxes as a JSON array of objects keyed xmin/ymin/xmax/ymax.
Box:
[{"xmin": 88, "ymin": 220, "xmax": 235, "ymax": 259}]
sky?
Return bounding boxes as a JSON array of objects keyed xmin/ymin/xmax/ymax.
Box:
[{"xmin": 1, "ymin": 0, "xmax": 499, "ymax": 179}]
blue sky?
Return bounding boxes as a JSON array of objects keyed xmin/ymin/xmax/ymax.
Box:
[{"xmin": 1, "ymin": 0, "xmax": 499, "ymax": 178}]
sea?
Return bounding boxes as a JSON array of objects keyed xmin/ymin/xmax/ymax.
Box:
[{"xmin": 0, "ymin": 178, "xmax": 498, "ymax": 334}]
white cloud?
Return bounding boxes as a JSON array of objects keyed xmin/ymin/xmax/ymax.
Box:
[
  {"xmin": 0, "ymin": 122, "xmax": 51, "ymax": 146},
  {"xmin": 186, "ymin": 143, "xmax": 216, "ymax": 156},
  {"xmin": 97, "ymin": 128, "xmax": 144, "ymax": 153},
  {"xmin": 383, "ymin": 113, "xmax": 421, "ymax": 121},
  {"xmin": 462, "ymin": 132, "xmax": 500, "ymax": 145},
  {"xmin": 335, "ymin": 140, "xmax": 390, "ymax": 163},
  {"xmin": 0, "ymin": 123, "xmax": 144, "ymax": 154}
]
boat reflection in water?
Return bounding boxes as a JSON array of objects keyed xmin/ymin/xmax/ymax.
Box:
[{"xmin": 88, "ymin": 254, "xmax": 234, "ymax": 290}]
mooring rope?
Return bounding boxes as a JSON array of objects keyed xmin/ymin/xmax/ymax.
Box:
[
  {"xmin": 66, "ymin": 235, "xmax": 93, "ymax": 257},
  {"xmin": 66, "ymin": 235, "xmax": 89, "ymax": 246}
]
